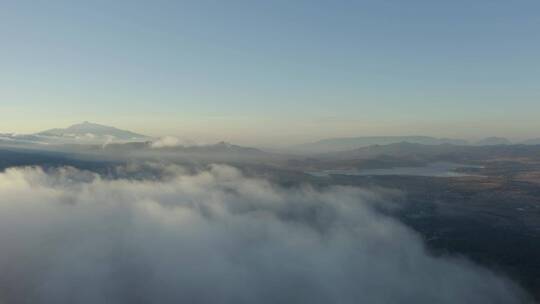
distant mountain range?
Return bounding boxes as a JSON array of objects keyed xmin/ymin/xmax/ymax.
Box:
[
  {"xmin": 0, "ymin": 122, "xmax": 282, "ymax": 163},
  {"xmin": 474, "ymin": 137, "xmax": 512, "ymax": 146},
  {"xmin": 1, "ymin": 123, "xmax": 540, "ymax": 157},
  {"xmin": 96, "ymin": 140, "xmax": 280, "ymax": 162},
  {"xmin": 291, "ymin": 136, "xmax": 465, "ymax": 153},
  {"xmin": 37, "ymin": 121, "xmax": 150, "ymax": 142},
  {"xmin": 0, "ymin": 122, "xmax": 150, "ymax": 146},
  {"xmin": 316, "ymin": 141, "xmax": 540, "ymax": 162},
  {"xmin": 521, "ymin": 138, "xmax": 540, "ymax": 145},
  {"xmin": 292, "ymin": 135, "xmax": 539, "ymax": 154}
]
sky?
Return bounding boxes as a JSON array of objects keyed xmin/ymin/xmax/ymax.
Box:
[{"xmin": 1, "ymin": 0, "xmax": 539, "ymax": 145}]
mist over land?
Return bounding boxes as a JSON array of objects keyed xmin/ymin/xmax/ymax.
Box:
[
  {"xmin": 0, "ymin": 164, "xmax": 529, "ymax": 304},
  {"xmin": 3, "ymin": 1, "xmax": 540, "ymax": 302},
  {"xmin": 0, "ymin": 122, "xmax": 539, "ymax": 303}
]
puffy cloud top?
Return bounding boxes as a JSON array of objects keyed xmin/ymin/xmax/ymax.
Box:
[
  {"xmin": 151, "ymin": 136, "xmax": 181, "ymax": 148},
  {"xmin": 0, "ymin": 165, "xmax": 530, "ymax": 304}
]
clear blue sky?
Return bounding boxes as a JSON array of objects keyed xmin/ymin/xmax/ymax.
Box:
[{"xmin": 1, "ymin": 0, "xmax": 539, "ymax": 144}]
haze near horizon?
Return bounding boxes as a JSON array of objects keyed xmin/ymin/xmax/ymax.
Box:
[{"xmin": 1, "ymin": 0, "xmax": 539, "ymax": 145}]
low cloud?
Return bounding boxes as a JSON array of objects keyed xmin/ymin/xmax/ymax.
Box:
[
  {"xmin": 151, "ymin": 136, "xmax": 181, "ymax": 148},
  {"xmin": 0, "ymin": 165, "xmax": 530, "ymax": 303}
]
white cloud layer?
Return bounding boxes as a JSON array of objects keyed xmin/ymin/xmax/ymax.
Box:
[
  {"xmin": 0, "ymin": 165, "xmax": 530, "ymax": 303},
  {"xmin": 151, "ymin": 136, "xmax": 181, "ymax": 148}
]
